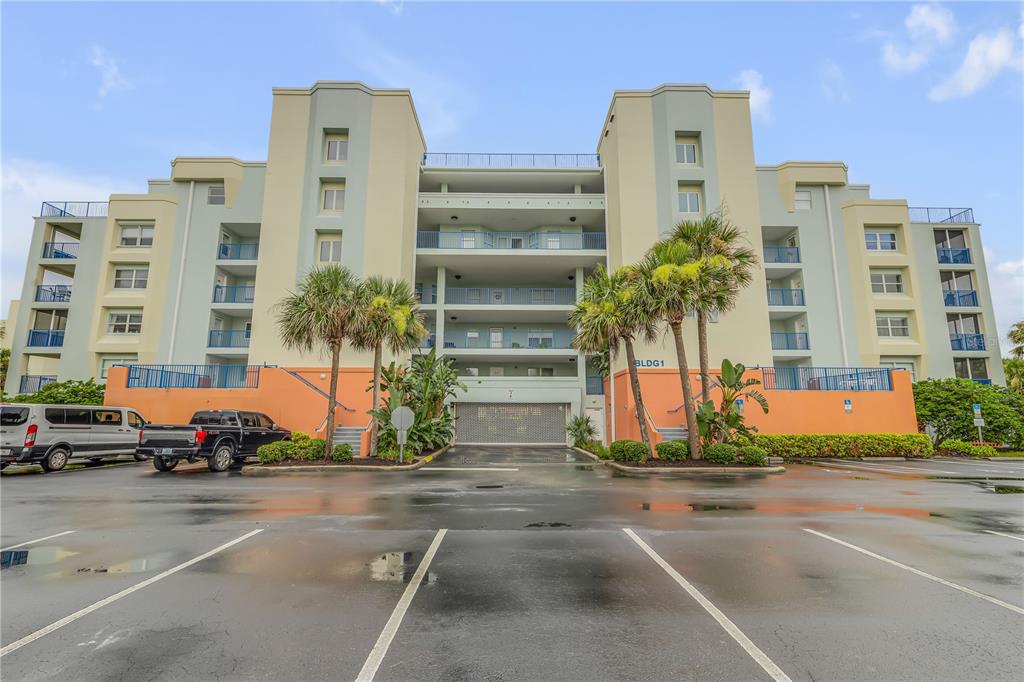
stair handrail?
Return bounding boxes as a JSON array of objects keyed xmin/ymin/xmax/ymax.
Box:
[
  {"xmin": 278, "ymin": 366, "xmax": 355, "ymax": 412},
  {"xmin": 668, "ymin": 375, "xmax": 722, "ymax": 414}
]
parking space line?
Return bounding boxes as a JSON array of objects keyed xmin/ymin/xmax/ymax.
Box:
[
  {"xmin": 0, "ymin": 528, "xmax": 264, "ymax": 657},
  {"xmin": 419, "ymin": 467, "xmax": 520, "ymax": 472},
  {"xmin": 623, "ymin": 528, "xmax": 793, "ymax": 682},
  {"xmin": 803, "ymin": 529, "xmax": 1024, "ymax": 616},
  {"xmin": 1, "ymin": 530, "xmax": 75, "ymax": 552},
  {"xmin": 982, "ymin": 530, "xmax": 1024, "ymax": 543},
  {"xmin": 356, "ymin": 528, "xmax": 447, "ymax": 682},
  {"xmin": 819, "ymin": 462, "xmax": 960, "ymax": 475}
]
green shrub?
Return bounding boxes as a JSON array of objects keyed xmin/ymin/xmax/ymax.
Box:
[
  {"xmin": 331, "ymin": 443, "xmax": 354, "ymax": 462},
  {"xmin": 738, "ymin": 445, "xmax": 768, "ymax": 466},
  {"xmin": 6, "ymin": 378, "xmax": 105, "ymax": 405},
  {"xmin": 752, "ymin": 433, "xmax": 933, "ymax": 459},
  {"xmin": 704, "ymin": 443, "xmax": 737, "ymax": 465},
  {"xmin": 567, "ymin": 414, "xmax": 597, "ymax": 447},
  {"xmin": 656, "ymin": 440, "xmax": 689, "ymax": 461},
  {"xmin": 379, "ymin": 448, "xmax": 413, "ymax": 464},
  {"xmin": 291, "ymin": 431, "xmax": 311, "ymax": 445},
  {"xmin": 581, "ymin": 440, "xmax": 610, "ymax": 460},
  {"xmin": 256, "ymin": 440, "xmax": 297, "ymax": 464},
  {"xmin": 937, "ymin": 439, "xmax": 998, "ymax": 458},
  {"xmin": 294, "ymin": 438, "xmax": 325, "ymax": 461},
  {"xmin": 610, "ymin": 439, "xmax": 648, "ymax": 462}
]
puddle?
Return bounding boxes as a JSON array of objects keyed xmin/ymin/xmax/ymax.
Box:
[
  {"xmin": 1, "ymin": 546, "xmax": 79, "ymax": 570},
  {"xmin": 525, "ymin": 521, "xmax": 571, "ymax": 528},
  {"xmin": 74, "ymin": 554, "xmax": 174, "ymax": 574},
  {"xmin": 369, "ymin": 551, "xmax": 437, "ymax": 584},
  {"xmin": 575, "ymin": 465, "xmax": 594, "ymax": 471},
  {"xmin": 476, "ymin": 484, "xmax": 504, "ymax": 489}
]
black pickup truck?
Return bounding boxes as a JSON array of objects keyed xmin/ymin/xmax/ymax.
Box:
[{"xmin": 137, "ymin": 409, "xmax": 289, "ymax": 472}]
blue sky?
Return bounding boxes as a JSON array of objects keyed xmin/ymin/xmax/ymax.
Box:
[{"xmin": 2, "ymin": 1, "xmax": 1022, "ymax": 344}]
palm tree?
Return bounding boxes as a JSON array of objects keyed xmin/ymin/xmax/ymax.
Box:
[
  {"xmin": 275, "ymin": 265, "xmax": 366, "ymax": 456},
  {"xmin": 570, "ymin": 265, "xmax": 657, "ymax": 456},
  {"xmin": 1009, "ymin": 320, "xmax": 1024, "ymax": 360},
  {"xmin": 668, "ymin": 212, "xmax": 757, "ymax": 398},
  {"xmin": 352, "ymin": 276, "xmax": 428, "ymax": 457}
]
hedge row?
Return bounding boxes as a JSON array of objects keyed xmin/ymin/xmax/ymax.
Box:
[
  {"xmin": 256, "ymin": 436, "xmax": 354, "ymax": 464},
  {"xmin": 935, "ymin": 439, "xmax": 998, "ymax": 459},
  {"xmin": 751, "ymin": 433, "xmax": 933, "ymax": 459}
]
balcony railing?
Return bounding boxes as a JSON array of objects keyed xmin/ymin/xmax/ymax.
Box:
[
  {"xmin": 763, "ymin": 246, "xmax": 801, "ymax": 264},
  {"xmin": 445, "ymin": 287, "xmax": 577, "ymax": 306},
  {"xmin": 414, "ymin": 285, "xmax": 438, "ymax": 304},
  {"xmin": 586, "ymin": 376, "xmax": 605, "ymax": 395},
  {"xmin": 35, "ymin": 285, "xmax": 72, "ymax": 303},
  {"xmin": 950, "ymin": 333, "xmax": 985, "ymax": 351},
  {"xmin": 421, "ymin": 333, "xmax": 437, "ymax": 349},
  {"xmin": 41, "ymin": 201, "xmax": 108, "ymax": 218},
  {"xmin": 767, "ymin": 288, "xmax": 805, "ymax": 306},
  {"xmin": 126, "ymin": 364, "xmax": 260, "ymax": 389},
  {"xmin": 416, "ymin": 231, "xmax": 606, "ymax": 250},
  {"xmin": 762, "ymin": 367, "xmax": 892, "ymax": 391},
  {"xmin": 943, "ymin": 290, "xmax": 978, "ymax": 307},
  {"xmin": 41, "ymin": 242, "xmax": 80, "ymax": 259},
  {"xmin": 973, "ymin": 378, "xmax": 993, "ymax": 385},
  {"xmin": 937, "ymin": 248, "xmax": 971, "ymax": 265},
  {"xmin": 212, "ymin": 285, "xmax": 256, "ymax": 304},
  {"xmin": 19, "ymin": 375, "xmax": 57, "ymax": 394},
  {"xmin": 441, "ymin": 329, "xmax": 575, "ymax": 350},
  {"xmin": 208, "ymin": 329, "xmax": 251, "ymax": 348},
  {"xmin": 217, "ymin": 242, "xmax": 260, "ymax": 260},
  {"xmin": 422, "ymin": 153, "xmax": 601, "ymax": 169},
  {"xmin": 908, "ymin": 207, "xmax": 974, "ymax": 224},
  {"xmin": 27, "ymin": 329, "xmax": 65, "ymax": 347},
  {"xmin": 771, "ymin": 332, "xmax": 810, "ymax": 351}
]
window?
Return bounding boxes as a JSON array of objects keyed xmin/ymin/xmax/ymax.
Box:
[
  {"xmin": 545, "ymin": 234, "xmax": 561, "ymax": 249},
  {"xmin": 99, "ymin": 355, "xmax": 137, "ymax": 379},
  {"xmin": 325, "ymin": 133, "xmax": 349, "ymax": 162},
  {"xmin": 1, "ymin": 407, "xmax": 29, "ymax": 426},
  {"xmin": 865, "ymin": 231, "xmax": 897, "ymax": 251},
  {"xmin": 127, "ymin": 411, "xmax": 145, "ymax": 428},
  {"xmin": 876, "ymin": 315, "xmax": 910, "ymax": 338},
  {"xmin": 678, "ymin": 189, "xmax": 701, "ymax": 214},
  {"xmin": 322, "ymin": 182, "xmax": 346, "ymax": 211},
  {"xmin": 528, "ymin": 329, "xmax": 554, "ymax": 348},
  {"xmin": 119, "ymin": 224, "xmax": 154, "ymax": 247},
  {"xmin": 318, "ymin": 237, "xmax": 342, "ymax": 263},
  {"xmin": 489, "ymin": 367, "xmax": 505, "ymax": 377},
  {"xmin": 92, "ymin": 409, "xmax": 123, "ymax": 426},
  {"xmin": 257, "ymin": 414, "xmax": 274, "ymax": 428},
  {"xmin": 880, "ymin": 359, "xmax": 917, "ymax": 382},
  {"xmin": 464, "ymin": 367, "xmax": 479, "ymax": 377},
  {"xmin": 794, "ymin": 190, "xmax": 812, "ymax": 210},
  {"xmin": 461, "ymin": 231, "xmax": 476, "ymax": 249},
  {"xmin": 954, "ymin": 357, "xmax": 989, "ymax": 381},
  {"xmin": 114, "ymin": 267, "xmax": 149, "ymax": 289},
  {"xmin": 934, "ymin": 228, "xmax": 966, "ymax": 249},
  {"xmin": 64, "ymin": 408, "xmax": 91, "ymax": 426},
  {"xmin": 208, "ymin": 185, "xmax": 225, "ymax": 205},
  {"xmin": 940, "ymin": 270, "xmax": 973, "ymax": 291},
  {"xmin": 241, "ymin": 413, "xmax": 259, "ymax": 428},
  {"xmin": 870, "ymin": 271, "xmax": 904, "ymax": 294},
  {"xmin": 107, "ymin": 311, "xmax": 143, "ymax": 335},
  {"xmin": 947, "ymin": 313, "xmax": 981, "ymax": 335},
  {"xmin": 44, "ymin": 408, "xmax": 65, "ymax": 425},
  {"xmin": 467, "ymin": 330, "xmax": 480, "ymax": 347},
  {"xmin": 528, "ymin": 367, "xmax": 554, "ymax": 377}
]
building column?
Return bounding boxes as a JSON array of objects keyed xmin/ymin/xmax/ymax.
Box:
[{"xmin": 435, "ymin": 266, "xmax": 446, "ymax": 352}]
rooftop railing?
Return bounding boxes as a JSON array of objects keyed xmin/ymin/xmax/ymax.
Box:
[
  {"xmin": 445, "ymin": 287, "xmax": 577, "ymax": 306},
  {"xmin": 422, "ymin": 153, "xmax": 601, "ymax": 169},
  {"xmin": 762, "ymin": 367, "xmax": 893, "ymax": 391},
  {"xmin": 416, "ymin": 231, "xmax": 606, "ymax": 250},
  {"xmin": 126, "ymin": 364, "xmax": 260, "ymax": 389},
  {"xmin": 908, "ymin": 207, "xmax": 974, "ymax": 224},
  {"xmin": 19, "ymin": 375, "xmax": 57, "ymax": 394},
  {"xmin": 41, "ymin": 201, "xmax": 109, "ymax": 218}
]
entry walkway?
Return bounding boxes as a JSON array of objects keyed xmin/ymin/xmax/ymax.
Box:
[{"xmin": 427, "ymin": 445, "xmax": 586, "ymax": 468}]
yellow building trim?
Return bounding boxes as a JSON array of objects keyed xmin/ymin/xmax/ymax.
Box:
[{"xmin": 767, "ymin": 161, "xmax": 849, "ymax": 212}]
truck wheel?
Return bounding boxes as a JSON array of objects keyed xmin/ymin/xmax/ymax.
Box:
[
  {"xmin": 153, "ymin": 456, "xmax": 178, "ymax": 472},
  {"xmin": 208, "ymin": 443, "xmax": 233, "ymax": 472},
  {"xmin": 42, "ymin": 447, "xmax": 70, "ymax": 472}
]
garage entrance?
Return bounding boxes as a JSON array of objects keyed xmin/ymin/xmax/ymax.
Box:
[{"xmin": 455, "ymin": 403, "xmax": 568, "ymax": 445}]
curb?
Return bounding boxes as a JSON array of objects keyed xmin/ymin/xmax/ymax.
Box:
[
  {"xmin": 241, "ymin": 444, "xmax": 452, "ymax": 475},
  {"xmin": 570, "ymin": 447, "xmax": 784, "ymax": 475},
  {"xmin": 988, "ymin": 457, "xmax": 1024, "ymax": 461}
]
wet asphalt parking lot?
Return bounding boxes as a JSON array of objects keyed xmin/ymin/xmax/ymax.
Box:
[{"xmin": 1, "ymin": 447, "xmax": 1022, "ymax": 681}]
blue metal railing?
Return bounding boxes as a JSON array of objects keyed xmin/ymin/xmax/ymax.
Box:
[
  {"xmin": 19, "ymin": 375, "xmax": 57, "ymax": 393},
  {"xmin": 763, "ymin": 246, "xmax": 800, "ymax": 263},
  {"xmin": 973, "ymin": 378, "xmax": 993, "ymax": 385},
  {"xmin": 26, "ymin": 329, "xmax": 65, "ymax": 347},
  {"xmin": 442, "ymin": 329, "xmax": 576, "ymax": 349},
  {"xmin": 422, "ymin": 153, "xmax": 600, "ymax": 169},
  {"xmin": 771, "ymin": 332, "xmax": 810, "ymax": 351},
  {"xmin": 943, "ymin": 290, "xmax": 978, "ymax": 307},
  {"xmin": 766, "ymin": 288, "xmax": 805, "ymax": 306},
  {"xmin": 420, "ymin": 333, "xmax": 437, "ymax": 349},
  {"xmin": 217, "ymin": 242, "xmax": 260, "ymax": 260},
  {"xmin": 909, "ymin": 207, "xmax": 974, "ymax": 224},
  {"xmin": 40, "ymin": 201, "xmax": 108, "ymax": 218},
  {"xmin": 126, "ymin": 364, "xmax": 260, "ymax": 389},
  {"xmin": 208, "ymin": 330, "xmax": 251, "ymax": 348},
  {"xmin": 586, "ymin": 376, "xmax": 605, "ymax": 395},
  {"xmin": 416, "ymin": 231, "xmax": 606, "ymax": 250},
  {"xmin": 212, "ymin": 285, "xmax": 256, "ymax": 304},
  {"xmin": 937, "ymin": 248, "xmax": 971, "ymax": 264},
  {"xmin": 950, "ymin": 333, "xmax": 985, "ymax": 351},
  {"xmin": 762, "ymin": 367, "xmax": 892, "ymax": 391},
  {"xmin": 445, "ymin": 287, "xmax": 577, "ymax": 305},
  {"xmin": 35, "ymin": 285, "xmax": 72, "ymax": 303},
  {"xmin": 41, "ymin": 242, "xmax": 79, "ymax": 259},
  {"xmin": 414, "ymin": 284, "xmax": 437, "ymax": 304}
]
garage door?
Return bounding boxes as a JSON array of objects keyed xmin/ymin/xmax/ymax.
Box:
[{"xmin": 455, "ymin": 403, "xmax": 567, "ymax": 445}]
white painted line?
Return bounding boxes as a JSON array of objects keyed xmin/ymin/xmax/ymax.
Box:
[
  {"xmin": 418, "ymin": 467, "xmax": 519, "ymax": 472},
  {"xmin": 983, "ymin": 530, "xmax": 1024, "ymax": 543},
  {"xmin": 803, "ymin": 529, "xmax": 1024, "ymax": 616},
  {"xmin": 1, "ymin": 530, "xmax": 75, "ymax": 552},
  {"xmin": 356, "ymin": 528, "xmax": 447, "ymax": 682},
  {"xmin": 623, "ymin": 528, "xmax": 793, "ymax": 682},
  {"xmin": 0, "ymin": 528, "xmax": 264, "ymax": 657},
  {"xmin": 822, "ymin": 462, "xmax": 960, "ymax": 475}
]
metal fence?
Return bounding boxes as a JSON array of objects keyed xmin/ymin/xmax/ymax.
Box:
[
  {"xmin": 41, "ymin": 242, "xmax": 80, "ymax": 259},
  {"xmin": 18, "ymin": 375, "xmax": 57, "ymax": 394},
  {"xmin": 217, "ymin": 242, "xmax": 260, "ymax": 260},
  {"xmin": 126, "ymin": 364, "xmax": 260, "ymax": 389},
  {"xmin": 422, "ymin": 153, "xmax": 600, "ymax": 168},
  {"xmin": 766, "ymin": 288, "xmax": 805, "ymax": 306},
  {"xmin": 40, "ymin": 201, "xmax": 109, "ymax": 218},
  {"xmin": 416, "ymin": 231, "xmax": 606, "ymax": 250},
  {"xmin": 763, "ymin": 246, "xmax": 801, "ymax": 263},
  {"xmin": 937, "ymin": 248, "xmax": 972, "ymax": 264},
  {"xmin": 445, "ymin": 287, "xmax": 576, "ymax": 305},
  {"xmin": 770, "ymin": 332, "xmax": 810, "ymax": 351},
  {"xmin": 908, "ymin": 207, "xmax": 974, "ymax": 224},
  {"xmin": 35, "ymin": 285, "xmax": 72, "ymax": 303},
  {"xmin": 212, "ymin": 285, "xmax": 256, "ymax": 304},
  {"xmin": 943, "ymin": 290, "xmax": 978, "ymax": 307},
  {"xmin": 26, "ymin": 329, "xmax": 65, "ymax": 347},
  {"xmin": 762, "ymin": 367, "xmax": 893, "ymax": 391}
]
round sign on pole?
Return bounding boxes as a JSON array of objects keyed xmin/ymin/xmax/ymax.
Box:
[{"xmin": 391, "ymin": 406, "xmax": 414, "ymax": 431}]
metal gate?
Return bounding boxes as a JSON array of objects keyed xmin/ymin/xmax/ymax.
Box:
[{"xmin": 455, "ymin": 403, "xmax": 567, "ymax": 445}]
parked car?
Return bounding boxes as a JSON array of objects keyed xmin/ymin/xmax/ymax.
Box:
[
  {"xmin": 137, "ymin": 409, "xmax": 288, "ymax": 472},
  {"xmin": 1, "ymin": 404, "xmax": 149, "ymax": 472}
]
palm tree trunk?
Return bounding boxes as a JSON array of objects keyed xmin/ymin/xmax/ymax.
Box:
[
  {"xmin": 369, "ymin": 343, "xmax": 383, "ymax": 457},
  {"xmin": 669, "ymin": 320, "xmax": 702, "ymax": 460},
  {"xmin": 623, "ymin": 337, "xmax": 654, "ymax": 458},
  {"xmin": 697, "ymin": 310, "xmax": 710, "ymax": 399},
  {"xmin": 324, "ymin": 342, "xmax": 341, "ymax": 460}
]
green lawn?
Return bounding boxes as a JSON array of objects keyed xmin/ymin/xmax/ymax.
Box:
[{"xmin": 991, "ymin": 451, "xmax": 1024, "ymax": 458}]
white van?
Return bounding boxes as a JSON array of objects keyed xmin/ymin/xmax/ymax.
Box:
[{"xmin": 1, "ymin": 404, "xmax": 149, "ymax": 472}]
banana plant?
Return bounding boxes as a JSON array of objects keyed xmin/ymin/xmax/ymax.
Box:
[{"xmin": 695, "ymin": 359, "xmax": 768, "ymax": 444}]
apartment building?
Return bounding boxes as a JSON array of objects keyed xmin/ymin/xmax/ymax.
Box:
[{"xmin": 5, "ymin": 81, "xmax": 1003, "ymax": 445}]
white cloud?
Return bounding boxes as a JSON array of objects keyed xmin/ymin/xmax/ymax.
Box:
[
  {"xmin": 374, "ymin": 0, "xmax": 404, "ymax": 16},
  {"xmin": 882, "ymin": 43, "xmax": 929, "ymax": 74},
  {"xmin": 905, "ymin": 3, "xmax": 955, "ymax": 44},
  {"xmin": 929, "ymin": 29, "xmax": 1023, "ymax": 101},
  {"xmin": 984, "ymin": 254, "xmax": 1024, "ymax": 351},
  {"xmin": 90, "ymin": 45, "xmax": 132, "ymax": 97},
  {"xmin": 736, "ymin": 69, "xmax": 772, "ymax": 121},
  {"xmin": 820, "ymin": 61, "xmax": 853, "ymax": 102}
]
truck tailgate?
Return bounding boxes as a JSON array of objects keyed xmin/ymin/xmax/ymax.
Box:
[{"xmin": 140, "ymin": 425, "xmax": 199, "ymax": 449}]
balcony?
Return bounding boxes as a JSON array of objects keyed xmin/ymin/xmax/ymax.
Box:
[
  {"xmin": 208, "ymin": 330, "xmax": 250, "ymax": 348},
  {"xmin": 35, "ymin": 285, "xmax": 72, "ymax": 303},
  {"xmin": 416, "ymin": 231, "xmax": 605, "ymax": 250},
  {"xmin": 908, "ymin": 207, "xmax": 974, "ymax": 224},
  {"xmin": 27, "ymin": 329, "xmax": 65, "ymax": 347},
  {"xmin": 950, "ymin": 333, "xmax": 985, "ymax": 351},
  {"xmin": 41, "ymin": 201, "xmax": 108, "ymax": 218},
  {"xmin": 763, "ymin": 246, "xmax": 801, "ymax": 264},
  {"xmin": 422, "ymin": 153, "xmax": 601, "ymax": 169},
  {"xmin": 19, "ymin": 375, "xmax": 57, "ymax": 394},
  {"xmin": 943, "ymin": 290, "xmax": 978, "ymax": 307},
  {"xmin": 445, "ymin": 287, "xmax": 576, "ymax": 306},
  {"xmin": 420, "ymin": 333, "xmax": 437, "ymax": 349},
  {"xmin": 41, "ymin": 242, "xmax": 79, "ymax": 259},
  {"xmin": 415, "ymin": 285, "xmax": 438, "ymax": 304},
  {"xmin": 217, "ymin": 242, "xmax": 259, "ymax": 260},
  {"xmin": 441, "ymin": 330, "xmax": 575, "ymax": 350},
  {"xmin": 762, "ymin": 367, "xmax": 892, "ymax": 391},
  {"xmin": 771, "ymin": 332, "xmax": 810, "ymax": 351},
  {"xmin": 586, "ymin": 376, "xmax": 605, "ymax": 395},
  {"xmin": 212, "ymin": 285, "xmax": 256, "ymax": 304},
  {"xmin": 767, "ymin": 288, "xmax": 805, "ymax": 306},
  {"xmin": 937, "ymin": 248, "xmax": 971, "ymax": 265}
]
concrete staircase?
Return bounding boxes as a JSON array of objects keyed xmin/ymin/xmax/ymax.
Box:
[
  {"xmin": 657, "ymin": 426, "xmax": 689, "ymax": 442},
  {"xmin": 333, "ymin": 426, "xmax": 365, "ymax": 456}
]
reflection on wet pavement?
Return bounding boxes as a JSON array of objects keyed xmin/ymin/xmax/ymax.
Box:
[{"xmin": 370, "ymin": 551, "xmax": 437, "ymax": 584}]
